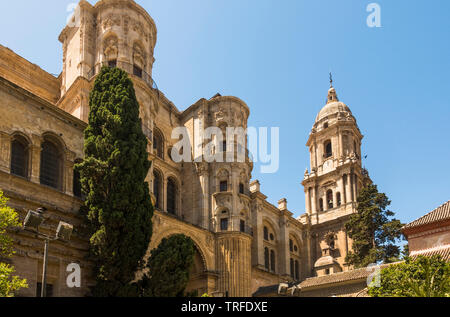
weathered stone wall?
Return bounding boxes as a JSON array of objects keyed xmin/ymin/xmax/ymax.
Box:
[
  {"xmin": 0, "ymin": 75, "xmax": 92, "ymax": 297},
  {"xmin": 0, "ymin": 45, "xmax": 60, "ymax": 104}
]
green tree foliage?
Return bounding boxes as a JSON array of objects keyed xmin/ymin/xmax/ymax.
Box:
[
  {"xmin": 0, "ymin": 190, "xmax": 27, "ymax": 297},
  {"xmin": 139, "ymin": 234, "xmax": 195, "ymax": 297},
  {"xmin": 369, "ymin": 255, "xmax": 450, "ymax": 297},
  {"xmin": 345, "ymin": 184, "xmax": 404, "ymax": 268},
  {"xmin": 76, "ymin": 67, "xmax": 153, "ymax": 297}
]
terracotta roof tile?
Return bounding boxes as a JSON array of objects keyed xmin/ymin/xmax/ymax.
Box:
[
  {"xmin": 403, "ymin": 200, "xmax": 450, "ymax": 230},
  {"xmin": 410, "ymin": 244, "xmax": 450, "ymax": 261},
  {"xmin": 299, "ymin": 263, "xmax": 393, "ymax": 289}
]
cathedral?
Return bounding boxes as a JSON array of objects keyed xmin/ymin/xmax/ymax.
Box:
[{"xmin": 0, "ymin": 0, "xmax": 371, "ymax": 297}]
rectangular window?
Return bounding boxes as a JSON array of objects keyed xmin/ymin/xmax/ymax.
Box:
[
  {"xmin": 240, "ymin": 220, "xmax": 245, "ymax": 233},
  {"xmin": 220, "ymin": 181, "xmax": 228, "ymax": 192},
  {"xmin": 239, "ymin": 183, "xmax": 244, "ymax": 194},
  {"xmin": 220, "ymin": 218, "xmax": 228, "ymax": 231}
]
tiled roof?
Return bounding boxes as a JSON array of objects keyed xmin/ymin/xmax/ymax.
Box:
[
  {"xmin": 410, "ymin": 244, "xmax": 450, "ymax": 261},
  {"xmin": 299, "ymin": 263, "xmax": 393, "ymax": 289},
  {"xmin": 252, "ymin": 284, "xmax": 279, "ymax": 297},
  {"xmin": 252, "ymin": 282, "xmax": 298, "ymax": 297},
  {"xmin": 403, "ymin": 200, "xmax": 450, "ymax": 230}
]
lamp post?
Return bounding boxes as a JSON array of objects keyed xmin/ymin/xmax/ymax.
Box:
[{"xmin": 23, "ymin": 207, "xmax": 73, "ymax": 297}]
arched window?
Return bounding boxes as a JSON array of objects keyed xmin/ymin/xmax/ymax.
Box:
[
  {"xmin": 290, "ymin": 258, "xmax": 294, "ymax": 278},
  {"xmin": 263, "ymin": 226, "xmax": 269, "ymax": 241},
  {"xmin": 327, "ymin": 190, "xmax": 333, "ymax": 209},
  {"xmin": 167, "ymin": 178, "xmax": 177, "ymax": 215},
  {"xmin": 153, "ymin": 128, "xmax": 164, "ymax": 159},
  {"xmin": 324, "ymin": 140, "xmax": 332, "ymax": 158},
  {"xmin": 73, "ymin": 160, "xmax": 83, "ymax": 199},
  {"xmin": 336, "ymin": 192, "xmax": 342, "ymax": 207},
  {"xmin": 10, "ymin": 135, "xmax": 29, "ymax": 178},
  {"xmin": 295, "ymin": 260, "xmax": 300, "ymax": 280},
  {"xmin": 40, "ymin": 138, "xmax": 63, "ymax": 190},
  {"xmin": 270, "ymin": 250, "xmax": 276, "ymax": 272},
  {"xmin": 289, "ymin": 239, "xmax": 294, "ymax": 252},
  {"xmin": 264, "ymin": 248, "xmax": 269, "ymax": 270},
  {"xmin": 153, "ymin": 170, "xmax": 162, "ymax": 210}
]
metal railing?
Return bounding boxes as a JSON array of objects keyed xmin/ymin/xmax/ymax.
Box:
[{"xmin": 86, "ymin": 61, "xmax": 160, "ymax": 98}]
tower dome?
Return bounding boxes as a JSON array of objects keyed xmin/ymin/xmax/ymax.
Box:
[{"xmin": 313, "ymin": 84, "xmax": 356, "ymax": 130}]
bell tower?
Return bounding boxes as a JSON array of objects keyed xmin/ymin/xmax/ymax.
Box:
[
  {"xmin": 57, "ymin": 0, "xmax": 157, "ymax": 121},
  {"xmin": 302, "ymin": 78, "xmax": 371, "ymax": 275}
]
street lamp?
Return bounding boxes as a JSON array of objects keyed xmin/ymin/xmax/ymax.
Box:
[{"xmin": 23, "ymin": 207, "xmax": 73, "ymax": 297}]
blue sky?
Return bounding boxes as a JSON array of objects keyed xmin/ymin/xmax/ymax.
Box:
[{"xmin": 0, "ymin": 0, "xmax": 449, "ymax": 225}]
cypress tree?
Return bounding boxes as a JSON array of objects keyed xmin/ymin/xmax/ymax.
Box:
[
  {"xmin": 345, "ymin": 183, "xmax": 404, "ymax": 268},
  {"xmin": 76, "ymin": 67, "xmax": 153, "ymax": 297},
  {"xmin": 140, "ymin": 234, "xmax": 195, "ymax": 297}
]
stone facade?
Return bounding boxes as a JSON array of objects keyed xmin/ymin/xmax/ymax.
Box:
[{"xmin": 0, "ymin": 0, "xmax": 373, "ymax": 297}]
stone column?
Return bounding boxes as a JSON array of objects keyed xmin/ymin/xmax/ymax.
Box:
[
  {"xmin": 178, "ymin": 184, "xmax": 182, "ymax": 220},
  {"xmin": 279, "ymin": 214, "xmax": 290, "ymax": 276},
  {"xmin": 337, "ymin": 177, "xmax": 345, "ymax": 206},
  {"xmin": 313, "ymin": 143, "xmax": 318, "ymax": 170},
  {"xmin": 0, "ymin": 132, "xmax": 12, "ymax": 173},
  {"xmin": 30, "ymin": 135, "xmax": 43, "ymax": 184},
  {"xmin": 198, "ymin": 164, "xmax": 209, "ymax": 230},
  {"xmin": 163, "ymin": 177, "xmax": 168, "ymax": 212},
  {"xmin": 342, "ymin": 175, "xmax": 347, "ymax": 204},
  {"xmin": 255, "ymin": 203, "xmax": 265, "ymax": 267},
  {"xmin": 230, "ymin": 164, "xmax": 240, "ymax": 231},
  {"xmin": 351, "ymin": 172, "xmax": 356, "ymax": 202},
  {"xmin": 65, "ymin": 150, "xmax": 76, "ymax": 196},
  {"xmin": 311, "ymin": 186, "xmax": 317, "ymax": 214},
  {"xmin": 305, "ymin": 189, "xmax": 311, "ymax": 214},
  {"xmin": 345, "ymin": 174, "xmax": 353, "ymax": 204}
]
